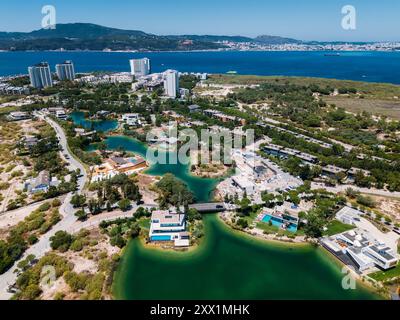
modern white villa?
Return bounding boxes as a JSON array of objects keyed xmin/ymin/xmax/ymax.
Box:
[
  {"xmin": 121, "ymin": 113, "xmax": 141, "ymax": 126},
  {"xmin": 321, "ymin": 229, "xmax": 398, "ymax": 272},
  {"xmin": 149, "ymin": 210, "xmax": 190, "ymax": 247}
]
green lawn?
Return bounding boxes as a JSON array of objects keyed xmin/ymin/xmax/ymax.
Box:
[
  {"xmin": 256, "ymin": 222, "xmax": 303, "ymax": 238},
  {"xmin": 323, "ymin": 220, "xmax": 355, "ymax": 236},
  {"xmin": 138, "ymin": 218, "xmax": 151, "ymax": 230},
  {"xmin": 243, "ymin": 209, "xmax": 261, "ymax": 224},
  {"xmin": 368, "ymin": 263, "xmax": 400, "ymax": 282}
]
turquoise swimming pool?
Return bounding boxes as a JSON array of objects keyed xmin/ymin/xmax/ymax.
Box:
[
  {"xmin": 262, "ymin": 214, "xmax": 298, "ymax": 233},
  {"xmin": 151, "ymin": 235, "xmax": 172, "ymax": 241}
]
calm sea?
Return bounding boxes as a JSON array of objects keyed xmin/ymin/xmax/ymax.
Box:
[{"xmin": 1, "ymin": 51, "xmax": 400, "ymax": 84}]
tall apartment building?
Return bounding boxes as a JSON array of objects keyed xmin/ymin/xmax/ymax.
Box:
[
  {"xmin": 28, "ymin": 62, "xmax": 53, "ymax": 89},
  {"xmin": 129, "ymin": 58, "xmax": 151, "ymax": 78},
  {"xmin": 163, "ymin": 69, "xmax": 179, "ymax": 98},
  {"xmin": 56, "ymin": 60, "xmax": 76, "ymax": 81}
]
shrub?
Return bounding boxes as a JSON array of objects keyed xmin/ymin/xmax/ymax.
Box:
[
  {"xmin": 70, "ymin": 239, "xmax": 84, "ymax": 252},
  {"xmin": 27, "ymin": 234, "xmax": 38, "ymax": 245},
  {"xmin": 51, "ymin": 199, "xmax": 62, "ymax": 207},
  {"xmin": 50, "ymin": 231, "xmax": 73, "ymax": 252},
  {"xmin": 38, "ymin": 202, "xmax": 51, "ymax": 212}
]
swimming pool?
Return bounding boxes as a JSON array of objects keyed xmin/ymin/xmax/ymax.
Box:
[
  {"xmin": 151, "ymin": 235, "xmax": 172, "ymax": 241},
  {"xmin": 261, "ymin": 214, "xmax": 298, "ymax": 233}
]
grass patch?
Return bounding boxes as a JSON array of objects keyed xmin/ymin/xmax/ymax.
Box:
[
  {"xmin": 256, "ymin": 222, "xmax": 303, "ymax": 238},
  {"xmin": 368, "ymin": 263, "xmax": 400, "ymax": 282},
  {"xmin": 323, "ymin": 220, "xmax": 355, "ymax": 236},
  {"xmin": 138, "ymin": 218, "xmax": 150, "ymax": 230},
  {"xmin": 324, "ymin": 96, "xmax": 400, "ymax": 120}
]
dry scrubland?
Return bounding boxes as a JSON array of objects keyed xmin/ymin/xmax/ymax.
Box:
[{"xmin": 208, "ymin": 74, "xmax": 400, "ymax": 119}]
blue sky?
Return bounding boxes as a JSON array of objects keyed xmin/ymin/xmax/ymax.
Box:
[{"xmin": 0, "ymin": 0, "xmax": 399, "ymax": 41}]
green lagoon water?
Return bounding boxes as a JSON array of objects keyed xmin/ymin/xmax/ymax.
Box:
[
  {"xmin": 72, "ymin": 113, "xmax": 378, "ymax": 300},
  {"xmin": 114, "ymin": 214, "xmax": 377, "ymax": 300},
  {"xmin": 70, "ymin": 111, "xmax": 119, "ymax": 132},
  {"xmin": 72, "ymin": 113, "xmax": 219, "ymax": 202},
  {"xmin": 104, "ymin": 136, "xmax": 219, "ymax": 203}
]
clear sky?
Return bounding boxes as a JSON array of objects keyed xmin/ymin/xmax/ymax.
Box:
[{"xmin": 0, "ymin": 0, "xmax": 399, "ymax": 41}]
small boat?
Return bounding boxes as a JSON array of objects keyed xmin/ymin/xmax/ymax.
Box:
[
  {"xmin": 226, "ymin": 70, "xmax": 238, "ymax": 74},
  {"xmin": 324, "ymin": 53, "xmax": 341, "ymax": 57}
]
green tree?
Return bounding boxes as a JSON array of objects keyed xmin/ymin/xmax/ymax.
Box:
[
  {"xmin": 237, "ymin": 218, "xmax": 249, "ymax": 229},
  {"xmin": 70, "ymin": 194, "xmax": 86, "ymax": 208},
  {"xmin": 156, "ymin": 174, "xmax": 194, "ymax": 208},
  {"xmin": 50, "ymin": 231, "xmax": 73, "ymax": 252},
  {"xmin": 75, "ymin": 209, "xmax": 88, "ymax": 221},
  {"xmin": 118, "ymin": 199, "xmax": 131, "ymax": 212},
  {"xmin": 303, "ymin": 212, "xmax": 324, "ymax": 238}
]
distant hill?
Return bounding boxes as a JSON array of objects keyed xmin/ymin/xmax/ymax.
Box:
[
  {"xmin": 0, "ymin": 23, "xmax": 307, "ymax": 51},
  {"xmin": 166, "ymin": 35, "xmax": 254, "ymax": 43},
  {"xmin": 254, "ymin": 35, "xmax": 301, "ymax": 44},
  {"xmin": 0, "ymin": 23, "xmax": 225, "ymax": 51}
]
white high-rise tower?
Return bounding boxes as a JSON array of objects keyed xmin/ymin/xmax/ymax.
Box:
[
  {"xmin": 28, "ymin": 62, "xmax": 53, "ymax": 89},
  {"xmin": 56, "ymin": 61, "xmax": 76, "ymax": 81},
  {"xmin": 163, "ymin": 70, "xmax": 179, "ymax": 98},
  {"xmin": 129, "ymin": 58, "xmax": 151, "ymax": 78}
]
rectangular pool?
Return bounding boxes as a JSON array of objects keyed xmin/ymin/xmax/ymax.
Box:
[
  {"xmin": 151, "ymin": 235, "xmax": 172, "ymax": 241},
  {"xmin": 261, "ymin": 214, "xmax": 298, "ymax": 233}
]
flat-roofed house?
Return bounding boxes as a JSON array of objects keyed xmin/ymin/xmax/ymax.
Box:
[
  {"xmin": 8, "ymin": 112, "xmax": 30, "ymax": 121},
  {"xmin": 320, "ymin": 228, "xmax": 399, "ymax": 272},
  {"xmin": 23, "ymin": 136, "xmax": 39, "ymax": 149},
  {"xmin": 122, "ymin": 113, "xmax": 141, "ymax": 126},
  {"xmin": 322, "ymin": 165, "xmax": 347, "ymax": 178},
  {"xmin": 232, "ymin": 176, "xmax": 256, "ymax": 195},
  {"xmin": 107, "ymin": 156, "xmax": 147, "ymax": 175},
  {"xmin": 364, "ymin": 245, "xmax": 398, "ymax": 270},
  {"xmin": 188, "ymin": 104, "xmax": 201, "ymax": 113},
  {"xmin": 26, "ymin": 170, "xmax": 51, "ymax": 193},
  {"xmin": 90, "ymin": 163, "xmax": 117, "ymax": 183},
  {"xmin": 149, "ymin": 210, "xmax": 189, "ymax": 247}
]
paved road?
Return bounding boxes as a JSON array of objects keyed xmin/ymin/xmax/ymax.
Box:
[
  {"xmin": 311, "ymin": 182, "xmax": 400, "ymax": 199},
  {"xmin": 0, "ymin": 196, "xmax": 66, "ymax": 229},
  {"xmin": 68, "ymin": 204, "xmax": 156, "ymax": 234},
  {"xmin": 0, "ymin": 113, "xmax": 87, "ymax": 300}
]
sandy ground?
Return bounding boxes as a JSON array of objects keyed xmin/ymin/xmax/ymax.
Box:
[
  {"xmin": 39, "ymin": 228, "xmax": 119, "ymax": 300},
  {"xmin": 0, "ymin": 119, "xmax": 51, "ymax": 212},
  {"xmin": 0, "ymin": 196, "xmax": 65, "ymax": 231},
  {"xmin": 373, "ymin": 196, "xmax": 400, "ymax": 222},
  {"xmin": 137, "ymin": 173, "xmax": 159, "ymax": 205},
  {"xmin": 189, "ymin": 150, "xmax": 231, "ymax": 178}
]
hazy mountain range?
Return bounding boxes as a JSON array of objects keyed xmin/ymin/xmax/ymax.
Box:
[{"xmin": 0, "ymin": 23, "xmax": 304, "ymax": 51}]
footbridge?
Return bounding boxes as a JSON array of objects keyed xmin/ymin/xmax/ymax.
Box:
[{"xmin": 188, "ymin": 203, "xmax": 237, "ymax": 213}]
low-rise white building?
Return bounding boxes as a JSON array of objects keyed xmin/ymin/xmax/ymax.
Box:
[
  {"xmin": 149, "ymin": 210, "xmax": 189, "ymax": 247},
  {"xmin": 121, "ymin": 113, "xmax": 141, "ymax": 126},
  {"xmin": 321, "ymin": 228, "xmax": 398, "ymax": 272},
  {"xmin": 8, "ymin": 112, "xmax": 31, "ymax": 121}
]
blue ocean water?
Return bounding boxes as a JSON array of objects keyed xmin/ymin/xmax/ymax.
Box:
[{"xmin": 1, "ymin": 51, "xmax": 400, "ymax": 84}]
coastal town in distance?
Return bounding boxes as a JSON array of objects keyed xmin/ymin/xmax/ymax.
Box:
[{"xmin": 1, "ymin": 1, "xmax": 400, "ymax": 309}]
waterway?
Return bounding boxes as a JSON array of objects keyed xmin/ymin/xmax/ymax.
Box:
[
  {"xmin": 104, "ymin": 135, "xmax": 219, "ymax": 203},
  {"xmin": 113, "ymin": 214, "xmax": 378, "ymax": 300},
  {"xmin": 71, "ymin": 110, "xmax": 379, "ymax": 300},
  {"xmin": 69, "ymin": 111, "xmax": 119, "ymax": 132}
]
